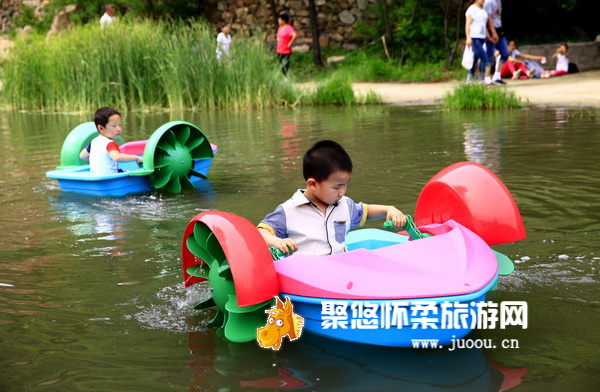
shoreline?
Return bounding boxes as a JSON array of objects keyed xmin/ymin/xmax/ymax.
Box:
[{"xmin": 351, "ymin": 70, "xmax": 600, "ymax": 108}]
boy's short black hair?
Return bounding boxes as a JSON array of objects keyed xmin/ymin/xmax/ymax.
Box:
[
  {"xmin": 94, "ymin": 107, "xmax": 120, "ymax": 130},
  {"xmin": 278, "ymin": 13, "xmax": 290, "ymax": 23},
  {"xmin": 303, "ymin": 140, "xmax": 353, "ymax": 182}
]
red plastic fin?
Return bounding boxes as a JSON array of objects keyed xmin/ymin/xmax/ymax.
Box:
[
  {"xmin": 190, "ymin": 211, "xmax": 279, "ymax": 307},
  {"xmin": 414, "ymin": 162, "xmax": 526, "ymax": 245},
  {"xmin": 182, "ymin": 213, "xmax": 208, "ymax": 287}
]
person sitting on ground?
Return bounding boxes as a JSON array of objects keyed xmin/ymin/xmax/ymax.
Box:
[
  {"xmin": 541, "ymin": 42, "xmax": 569, "ymax": 78},
  {"xmin": 502, "ymin": 40, "xmax": 546, "ymax": 79},
  {"xmin": 258, "ymin": 140, "xmax": 406, "ymax": 256},
  {"xmin": 79, "ymin": 107, "xmax": 143, "ymax": 175},
  {"xmin": 100, "ymin": 3, "xmax": 116, "ymax": 28}
]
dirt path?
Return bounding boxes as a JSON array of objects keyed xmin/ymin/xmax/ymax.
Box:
[{"xmin": 351, "ymin": 70, "xmax": 600, "ymax": 108}]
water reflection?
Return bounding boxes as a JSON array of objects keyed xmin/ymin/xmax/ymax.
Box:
[
  {"xmin": 462, "ymin": 124, "xmax": 506, "ymax": 172},
  {"xmin": 279, "ymin": 119, "xmax": 301, "ymax": 176},
  {"xmin": 186, "ymin": 331, "xmax": 528, "ymax": 391}
]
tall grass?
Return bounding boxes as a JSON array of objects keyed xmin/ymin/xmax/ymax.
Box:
[
  {"xmin": 306, "ymin": 74, "xmax": 381, "ymax": 105},
  {"xmin": 444, "ymin": 84, "xmax": 524, "ymax": 110},
  {"xmin": 2, "ymin": 19, "xmax": 299, "ymax": 111}
]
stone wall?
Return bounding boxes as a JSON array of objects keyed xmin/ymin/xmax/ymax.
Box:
[
  {"xmin": 0, "ymin": 0, "xmax": 47, "ymax": 33},
  {"xmin": 518, "ymin": 41, "xmax": 600, "ymax": 72},
  {"xmin": 205, "ymin": 0, "xmax": 377, "ymax": 51}
]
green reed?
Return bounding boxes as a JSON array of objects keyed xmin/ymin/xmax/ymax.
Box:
[
  {"xmin": 443, "ymin": 83, "xmax": 524, "ymax": 110},
  {"xmin": 2, "ymin": 19, "xmax": 300, "ymax": 111},
  {"xmin": 307, "ymin": 73, "xmax": 381, "ymax": 105}
]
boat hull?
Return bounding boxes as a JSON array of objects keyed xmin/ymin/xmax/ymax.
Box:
[
  {"xmin": 282, "ymin": 275, "xmax": 497, "ymax": 347},
  {"xmin": 47, "ymin": 157, "xmax": 214, "ymax": 196}
]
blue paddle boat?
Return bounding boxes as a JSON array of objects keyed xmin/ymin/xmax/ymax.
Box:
[{"xmin": 46, "ymin": 121, "xmax": 216, "ymax": 196}]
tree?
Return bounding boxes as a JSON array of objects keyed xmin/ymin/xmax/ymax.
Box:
[
  {"xmin": 308, "ymin": 0, "xmax": 323, "ymax": 67},
  {"xmin": 440, "ymin": 0, "xmax": 462, "ymax": 68}
]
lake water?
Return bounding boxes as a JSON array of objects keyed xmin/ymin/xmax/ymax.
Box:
[{"xmin": 0, "ymin": 106, "xmax": 598, "ymax": 391}]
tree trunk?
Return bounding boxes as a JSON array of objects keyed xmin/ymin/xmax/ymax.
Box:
[
  {"xmin": 268, "ymin": 0, "xmax": 279, "ymax": 29},
  {"xmin": 308, "ymin": 0, "xmax": 323, "ymax": 67},
  {"xmin": 146, "ymin": 0, "xmax": 154, "ymax": 17},
  {"xmin": 440, "ymin": 0, "xmax": 462, "ymax": 69},
  {"xmin": 379, "ymin": 0, "xmax": 395, "ymax": 58}
]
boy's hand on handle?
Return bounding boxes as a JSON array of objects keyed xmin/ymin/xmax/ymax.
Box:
[
  {"xmin": 272, "ymin": 237, "xmax": 298, "ymax": 255},
  {"xmin": 386, "ymin": 207, "xmax": 406, "ymax": 230},
  {"xmin": 136, "ymin": 156, "xmax": 143, "ymax": 163}
]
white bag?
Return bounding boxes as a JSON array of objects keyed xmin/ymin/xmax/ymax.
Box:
[{"xmin": 461, "ymin": 46, "xmax": 474, "ymax": 70}]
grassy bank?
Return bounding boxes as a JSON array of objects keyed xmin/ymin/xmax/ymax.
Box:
[
  {"xmin": 2, "ymin": 20, "xmax": 299, "ymax": 111},
  {"xmin": 2, "ymin": 20, "xmax": 380, "ymax": 112},
  {"xmin": 444, "ymin": 84, "xmax": 524, "ymax": 109},
  {"xmin": 293, "ymin": 51, "xmax": 457, "ymax": 83}
]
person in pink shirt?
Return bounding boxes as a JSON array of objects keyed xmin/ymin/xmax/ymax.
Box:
[{"xmin": 276, "ymin": 13, "xmax": 297, "ymax": 75}]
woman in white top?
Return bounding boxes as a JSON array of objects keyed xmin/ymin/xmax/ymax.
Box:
[
  {"xmin": 216, "ymin": 24, "xmax": 232, "ymax": 63},
  {"xmin": 465, "ymin": 0, "xmax": 495, "ymax": 85}
]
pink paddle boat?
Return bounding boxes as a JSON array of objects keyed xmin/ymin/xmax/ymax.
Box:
[{"xmin": 181, "ymin": 162, "xmax": 526, "ymax": 346}]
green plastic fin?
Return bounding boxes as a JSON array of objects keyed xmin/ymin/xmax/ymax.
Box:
[
  {"xmin": 207, "ymin": 309, "xmax": 225, "ymax": 328},
  {"xmin": 190, "ymin": 169, "xmax": 208, "ymax": 180},
  {"xmin": 194, "ymin": 297, "xmax": 216, "ymax": 310},
  {"xmin": 493, "ymin": 250, "xmax": 515, "ymax": 276},
  {"xmin": 154, "ymin": 151, "xmax": 171, "ymax": 168},
  {"xmin": 175, "ymin": 125, "xmax": 191, "ymax": 145},
  {"xmin": 191, "ymin": 146, "xmax": 213, "ymax": 160},
  {"xmin": 156, "ymin": 142, "xmax": 175, "ymax": 156},
  {"xmin": 165, "ymin": 176, "xmax": 182, "ymax": 193},
  {"xmin": 225, "ymin": 297, "xmax": 274, "ymax": 314},
  {"xmin": 217, "ymin": 264, "xmax": 232, "ymax": 279},
  {"xmin": 180, "ymin": 175, "xmax": 195, "ymax": 190},
  {"xmin": 150, "ymin": 170, "xmax": 172, "ymax": 189},
  {"xmin": 186, "ymin": 134, "xmax": 205, "ymax": 151},
  {"xmin": 186, "ymin": 236, "xmax": 214, "ymax": 264},
  {"xmin": 186, "ymin": 264, "xmax": 210, "ymax": 279},
  {"xmin": 162, "ymin": 129, "xmax": 177, "ymax": 149},
  {"xmin": 206, "ymin": 233, "xmax": 226, "ymax": 263},
  {"xmin": 194, "ymin": 223, "xmax": 212, "ymax": 245},
  {"xmin": 223, "ymin": 295, "xmax": 272, "ymax": 343}
]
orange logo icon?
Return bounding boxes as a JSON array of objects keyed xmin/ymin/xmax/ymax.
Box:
[{"xmin": 257, "ymin": 296, "xmax": 304, "ymax": 350}]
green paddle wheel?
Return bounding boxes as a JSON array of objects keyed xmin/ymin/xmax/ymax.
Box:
[
  {"xmin": 184, "ymin": 216, "xmax": 275, "ymax": 343},
  {"xmin": 143, "ymin": 121, "xmax": 214, "ymax": 193}
]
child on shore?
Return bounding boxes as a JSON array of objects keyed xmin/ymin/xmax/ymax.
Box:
[
  {"xmin": 258, "ymin": 140, "xmax": 406, "ymax": 256},
  {"xmin": 79, "ymin": 107, "xmax": 143, "ymax": 174},
  {"xmin": 541, "ymin": 42, "xmax": 569, "ymax": 78}
]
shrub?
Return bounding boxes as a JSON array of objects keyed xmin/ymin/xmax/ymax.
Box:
[{"xmin": 443, "ymin": 83, "xmax": 524, "ymax": 109}]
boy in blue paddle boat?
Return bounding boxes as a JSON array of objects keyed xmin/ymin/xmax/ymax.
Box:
[
  {"xmin": 79, "ymin": 107, "xmax": 143, "ymax": 174},
  {"xmin": 258, "ymin": 140, "xmax": 406, "ymax": 256}
]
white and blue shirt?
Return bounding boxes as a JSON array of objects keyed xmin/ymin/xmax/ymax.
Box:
[{"xmin": 258, "ymin": 189, "xmax": 368, "ymax": 256}]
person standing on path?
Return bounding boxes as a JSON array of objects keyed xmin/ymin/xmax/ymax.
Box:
[
  {"xmin": 216, "ymin": 23, "xmax": 232, "ymax": 63},
  {"xmin": 276, "ymin": 13, "xmax": 297, "ymax": 76},
  {"xmin": 484, "ymin": 0, "xmax": 509, "ymax": 84},
  {"xmin": 465, "ymin": 0, "xmax": 495, "ymax": 85}
]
